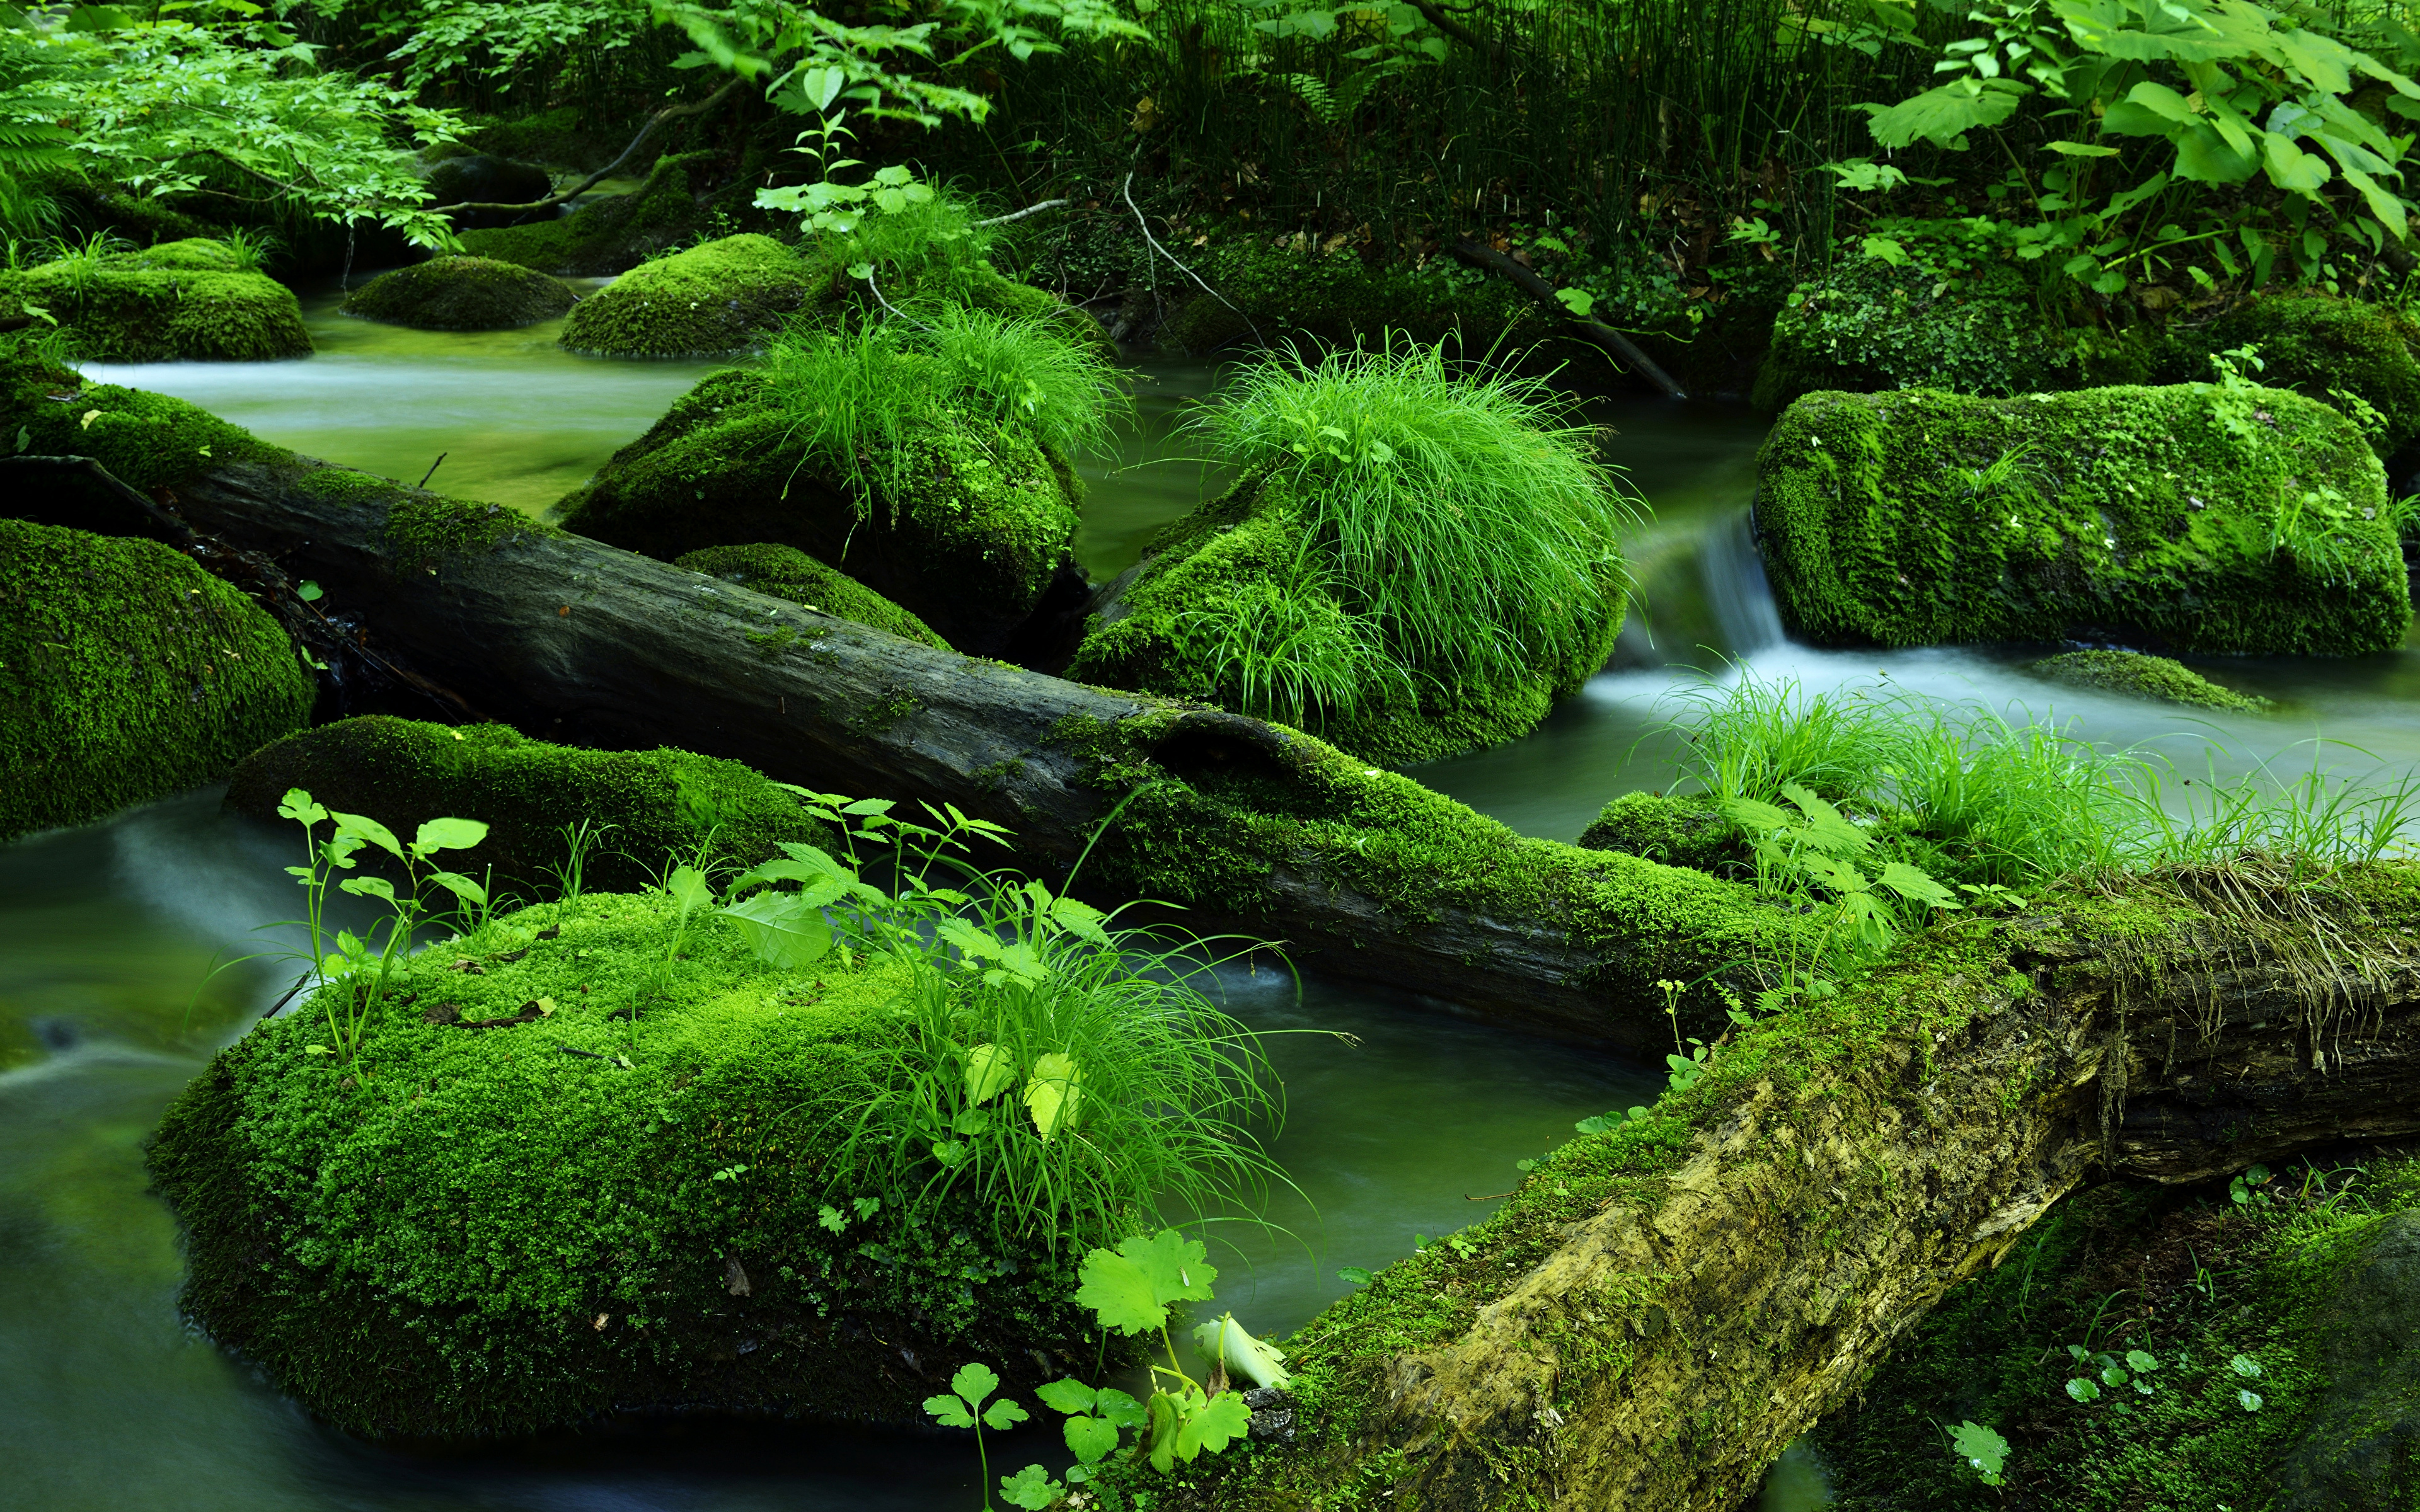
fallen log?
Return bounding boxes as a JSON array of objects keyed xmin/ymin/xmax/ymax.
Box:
[
  {"xmin": 6, "ymin": 367, "xmax": 1821, "ymax": 1053},
  {"xmin": 1132, "ymin": 858, "xmax": 2420, "ymax": 1511}
]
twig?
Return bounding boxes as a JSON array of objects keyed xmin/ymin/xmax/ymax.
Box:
[
  {"xmin": 424, "ymin": 77, "xmax": 746, "ymax": 217},
  {"xmin": 418, "ymin": 452, "xmax": 447, "ymax": 489},
  {"xmin": 1123, "ymin": 172, "xmax": 1262, "ymax": 347},
  {"xmin": 1464, "ymin": 1189, "xmax": 1517, "ymax": 1201},
  {"xmin": 1448, "ymin": 238, "xmax": 1688, "ymax": 400},
  {"xmin": 973, "ymin": 197, "xmax": 1070, "ymax": 228},
  {"xmin": 1402, "ymin": 0, "xmax": 1502, "ymax": 59}
]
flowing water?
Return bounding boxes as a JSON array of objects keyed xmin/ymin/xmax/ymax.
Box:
[{"xmin": 37, "ymin": 292, "xmax": 2420, "ymax": 1508}]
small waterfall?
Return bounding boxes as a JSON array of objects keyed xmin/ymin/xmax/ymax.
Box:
[{"xmin": 1701, "ymin": 507, "xmax": 1785, "ymax": 657}]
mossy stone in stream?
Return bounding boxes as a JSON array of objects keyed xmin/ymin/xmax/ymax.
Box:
[
  {"xmin": 674, "ymin": 543, "xmax": 948, "ymax": 648},
  {"xmin": 1814, "ymin": 1162, "xmax": 2420, "ymax": 1510},
  {"xmin": 556, "ymin": 368, "xmax": 1083, "ymax": 654},
  {"xmin": 340, "ymin": 256, "xmax": 578, "ymax": 331},
  {"xmin": 2031, "ymin": 649, "xmax": 2273, "ymax": 713},
  {"xmin": 2151, "ymin": 293, "xmax": 2420, "ymax": 458},
  {"xmin": 0, "ymin": 239, "xmax": 310, "ymax": 362},
  {"xmin": 1754, "ymin": 385, "xmax": 2409, "ymax": 655},
  {"xmin": 146, "ymin": 891, "xmax": 1095, "ymax": 1442},
  {"xmin": 0, "ymin": 335, "xmax": 276, "ymax": 494},
  {"xmin": 459, "ymin": 152, "xmax": 727, "ymax": 277},
  {"xmin": 1064, "ymin": 470, "xmax": 1624, "ymax": 765},
  {"xmin": 1576, "ymin": 791, "xmax": 1748, "ymax": 875},
  {"xmin": 224, "ymin": 716, "xmax": 839, "ymax": 894},
  {"xmin": 560, "ymin": 234, "xmax": 814, "ymax": 356},
  {"xmin": 0, "ymin": 518, "xmax": 313, "ymax": 842}
]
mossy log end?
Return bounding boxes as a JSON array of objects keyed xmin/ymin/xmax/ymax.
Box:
[{"xmin": 1139, "ymin": 865, "xmax": 2420, "ymax": 1511}]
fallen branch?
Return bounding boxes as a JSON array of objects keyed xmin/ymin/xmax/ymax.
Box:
[
  {"xmin": 422, "ymin": 77, "xmax": 747, "ymax": 219},
  {"xmin": 972, "ymin": 197, "xmax": 1070, "ymax": 227},
  {"xmin": 1450, "ymin": 237, "xmax": 1689, "ymax": 399}
]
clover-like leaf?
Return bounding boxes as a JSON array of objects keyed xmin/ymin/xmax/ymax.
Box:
[
  {"xmin": 1064, "ymin": 1413, "xmax": 1121, "ymax": 1463},
  {"xmin": 1176, "ymin": 1389, "xmax": 1252, "ymax": 1461},
  {"xmin": 923, "ymin": 1392, "xmax": 974, "ymax": 1428},
  {"xmin": 948, "ymin": 1361, "xmax": 1000, "ymax": 1411},
  {"xmin": 981, "ymin": 1396, "xmax": 1028, "ymax": 1432},
  {"xmin": 998, "ymin": 1463, "xmax": 1063, "ymax": 1511}
]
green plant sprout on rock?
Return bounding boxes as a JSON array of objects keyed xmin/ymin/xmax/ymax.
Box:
[
  {"xmin": 1064, "ymin": 1229, "xmax": 1253, "ymax": 1472},
  {"xmin": 922, "ymin": 1361, "xmax": 1032, "ymax": 1512}
]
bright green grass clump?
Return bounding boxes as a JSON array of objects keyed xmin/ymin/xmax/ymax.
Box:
[
  {"xmin": 1, "ymin": 518, "xmax": 314, "ymax": 841},
  {"xmin": 1070, "ymin": 340, "xmax": 1633, "ymax": 762}
]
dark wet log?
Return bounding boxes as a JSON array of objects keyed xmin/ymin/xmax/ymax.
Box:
[
  {"xmin": 1448, "ymin": 238, "xmax": 1688, "ymax": 399},
  {"xmin": 1148, "ymin": 862, "xmax": 2420, "ymax": 1511}
]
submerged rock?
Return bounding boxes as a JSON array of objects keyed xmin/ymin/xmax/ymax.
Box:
[
  {"xmin": 340, "ymin": 256, "xmax": 578, "ymax": 331},
  {"xmin": 556, "ymin": 369, "xmax": 1083, "ymax": 654},
  {"xmin": 559, "ymin": 234, "xmax": 814, "ymax": 356},
  {"xmin": 673, "ymin": 542, "xmax": 948, "ymax": 648},
  {"xmin": 1066, "ymin": 471, "xmax": 1626, "ymax": 765},
  {"xmin": 2030, "ymin": 649, "xmax": 2272, "ymax": 713},
  {"xmin": 1755, "ymin": 385, "xmax": 2410, "ymax": 655},
  {"xmin": 146, "ymin": 891, "xmax": 1095, "ymax": 1441},
  {"xmin": 0, "ymin": 238, "xmax": 309, "ymax": 362},
  {"xmin": 224, "ymin": 716, "xmax": 838, "ymax": 893},
  {"xmin": 0, "ymin": 518, "xmax": 313, "ymax": 841}
]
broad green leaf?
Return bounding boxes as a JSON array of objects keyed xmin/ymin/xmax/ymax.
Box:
[
  {"xmin": 667, "ymin": 864, "xmax": 712, "ymax": 920},
  {"xmin": 331, "ymin": 811, "xmax": 404, "ymax": 861},
  {"xmin": 1025, "ymin": 1051, "xmax": 1081, "ymax": 1140},
  {"xmin": 1144, "ymin": 1390, "xmax": 1180, "ymax": 1473},
  {"xmin": 338, "ymin": 875, "xmax": 396, "ymax": 903},
  {"xmin": 720, "ymin": 892, "xmax": 834, "ymax": 970},
  {"xmin": 982, "ymin": 1396, "xmax": 1029, "ymax": 1431},
  {"xmin": 818, "ymin": 1205, "xmax": 847, "ymax": 1234},
  {"xmin": 2066, "ymin": 1375, "xmax": 2101, "ymax": 1402},
  {"xmin": 2126, "ymin": 1349, "xmax": 2161, "ymax": 1372},
  {"xmin": 2171, "ymin": 122, "xmax": 2259, "ymax": 184},
  {"xmin": 1950, "ymin": 1419, "xmax": 2009, "ymax": 1477},
  {"xmin": 2119, "ymin": 79, "xmax": 2196, "ymax": 126},
  {"xmin": 949, "ymin": 1361, "xmax": 1000, "ymax": 1409},
  {"xmin": 1717, "ymin": 795, "xmax": 1793, "ymax": 833},
  {"xmin": 2335, "ymin": 162, "xmax": 2409, "ymax": 239},
  {"xmin": 775, "ymin": 842, "xmax": 850, "ymax": 875},
  {"xmin": 1047, "ymin": 894, "xmax": 1111, "ymax": 945},
  {"xmin": 1075, "ymin": 1230, "xmax": 1218, "ymax": 1336},
  {"xmin": 2262, "ymin": 133, "xmax": 2332, "ymax": 195},
  {"xmin": 1093, "ymin": 1387, "xmax": 1147, "ymax": 1429},
  {"xmin": 923, "ymin": 1393, "xmax": 974, "ymax": 1428},
  {"xmin": 2043, "ymin": 139, "xmax": 2120, "ymax": 155},
  {"xmin": 1863, "ymin": 77, "xmax": 2025, "ymax": 149},
  {"xmin": 965, "ymin": 1043, "xmax": 1018, "ymax": 1104},
  {"xmin": 1176, "ymin": 1389, "xmax": 1252, "ymax": 1461},
  {"xmin": 1064, "ymin": 1413, "xmax": 1121, "ymax": 1463},
  {"xmin": 277, "ymin": 788, "xmax": 327, "ymax": 827},
  {"xmin": 429, "ymin": 870, "xmax": 488, "ymax": 907},
  {"xmin": 1035, "ymin": 1378, "xmax": 1097, "ymax": 1416},
  {"xmin": 412, "ymin": 816, "xmax": 488, "ymax": 854}
]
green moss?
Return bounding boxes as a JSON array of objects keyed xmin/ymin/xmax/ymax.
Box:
[
  {"xmin": 1577, "ymin": 790, "xmax": 1750, "ymax": 874},
  {"xmin": 1817, "ymin": 1162, "xmax": 2420, "ymax": 1510},
  {"xmin": 0, "ymin": 518, "xmax": 313, "ymax": 841},
  {"xmin": 1753, "ymin": 260, "xmax": 2146, "ymax": 413},
  {"xmin": 454, "ymin": 106, "xmax": 613, "ymax": 169},
  {"xmin": 459, "ymin": 153, "xmax": 729, "ymax": 277},
  {"xmin": 1065, "ymin": 471, "xmax": 1623, "ymax": 765},
  {"xmin": 0, "ymin": 246, "xmax": 311, "ymax": 362},
  {"xmin": 0, "ymin": 339, "xmax": 277, "ymax": 494},
  {"xmin": 381, "ymin": 488, "xmax": 562, "ymax": 563},
  {"xmin": 145, "ymin": 891, "xmax": 1097, "ymax": 1441},
  {"xmin": 2031, "ymin": 650, "xmax": 2273, "ymax": 713},
  {"xmin": 341, "ymin": 256, "xmax": 579, "ymax": 331},
  {"xmin": 556, "ymin": 368, "xmax": 1081, "ymax": 653},
  {"xmin": 674, "ymin": 542, "xmax": 947, "ymax": 648},
  {"xmin": 1755, "ymin": 385, "xmax": 2410, "ymax": 655},
  {"xmin": 2153, "ymin": 294, "xmax": 2420, "ymax": 457},
  {"xmin": 223, "ymin": 716, "xmax": 838, "ymax": 893},
  {"xmin": 560, "ymin": 234, "xmax": 814, "ymax": 356},
  {"xmin": 1156, "ymin": 232, "xmax": 1549, "ymax": 353}
]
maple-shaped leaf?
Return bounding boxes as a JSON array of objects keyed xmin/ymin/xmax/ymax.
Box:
[{"xmin": 1074, "ymin": 1230, "xmax": 1218, "ymax": 1336}]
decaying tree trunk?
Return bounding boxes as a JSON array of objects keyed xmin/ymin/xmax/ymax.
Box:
[{"xmin": 1156, "ymin": 864, "xmax": 2420, "ymax": 1511}]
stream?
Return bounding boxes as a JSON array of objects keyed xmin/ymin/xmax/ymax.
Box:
[{"xmin": 13, "ymin": 275, "xmax": 2419, "ymax": 1509}]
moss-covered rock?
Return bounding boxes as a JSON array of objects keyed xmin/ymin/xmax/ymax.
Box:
[
  {"xmin": 459, "ymin": 152, "xmax": 729, "ymax": 277},
  {"xmin": 146, "ymin": 891, "xmax": 1093, "ymax": 1441},
  {"xmin": 673, "ymin": 543, "xmax": 948, "ymax": 648},
  {"xmin": 0, "ymin": 239, "xmax": 310, "ymax": 362},
  {"xmin": 559, "ymin": 234, "xmax": 813, "ymax": 356},
  {"xmin": 2031, "ymin": 649, "xmax": 2273, "ymax": 713},
  {"xmin": 224, "ymin": 716, "xmax": 839, "ymax": 893},
  {"xmin": 340, "ymin": 256, "xmax": 579, "ymax": 331},
  {"xmin": 1064, "ymin": 471, "xmax": 1624, "ymax": 765},
  {"xmin": 1, "ymin": 518, "xmax": 313, "ymax": 842},
  {"xmin": 1755, "ymin": 385, "xmax": 2410, "ymax": 655},
  {"xmin": 1576, "ymin": 791, "xmax": 1749, "ymax": 875},
  {"xmin": 2153, "ymin": 293, "xmax": 2420, "ymax": 457},
  {"xmin": 1816, "ymin": 1163, "xmax": 2420, "ymax": 1510},
  {"xmin": 1155, "ymin": 232, "xmax": 1550, "ymax": 354},
  {"xmin": 1, "ymin": 335, "xmax": 277, "ymax": 493},
  {"xmin": 556, "ymin": 369, "xmax": 1083, "ymax": 654},
  {"xmin": 1752, "ymin": 258, "xmax": 2145, "ymax": 413}
]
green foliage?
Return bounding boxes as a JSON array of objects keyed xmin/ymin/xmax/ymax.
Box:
[
  {"xmin": 1720, "ymin": 781, "xmax": 1962, "ymax": 956},
  {"xmin": 1056, "ymin": 1228, "xmax": 1254, "ymax": 1476},
  {"xmin": 924, "ymin": 1361, "xmax": 1030, "ymax": 1511},
  {"xmin": 0, "ymin": 241, "xmax": 311, "ymax": 361},
  {"xmin": 1949, "ymin": 1419, "xmax": 2010, "ymax": 1487},
  {"xmin": 0, "ymin": 516, "xmax": 314, "ymax": 842}
]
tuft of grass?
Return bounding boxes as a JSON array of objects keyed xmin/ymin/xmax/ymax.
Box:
[
  {"xmin": 217, "ymin": 226, "xmax": 282, "ymax": 274},
  {"xmin": 826, "ymin": 188, "xmax": 998, "ymax": 304},
  {"xmin": 1187, "ymin": 336, "xmax": 1639, "ymax": 697},
  {"xmin": 1175, "ymin": 557, "xmax": 1409, "ymax": 728},
  {"xmin": 754, "ymin": 299, "xmax": 1129, "ymax": 503}
]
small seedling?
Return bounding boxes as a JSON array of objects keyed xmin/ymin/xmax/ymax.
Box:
[{"xmin": 923, "ymin": 1362, "xmax": 1029, "ymax": 1511}]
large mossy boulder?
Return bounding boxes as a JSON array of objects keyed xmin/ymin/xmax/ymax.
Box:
[
  {"xmin": 1755, "ymin": 385, "xmax": 2411, "ymax": 655},
  {"xmin": 674, "ymin": 543, "xmax": 948, "ymax": 648},
  {"xmin": 340, "ymin": 256, "xmax": 578, "ymax": 331},
  {"xmin": 2151, "ymin": 293, "xmax": 2420, "ymax": 457},
  {"xmin": 146, "ymin": 891, "xmax": 1092, "ymax": 1441},
  {"xmin": 460, "ymin": 152, "xmax": 725, "ymax": 277},
  {"xmin": 560, "ymin": 234, "xmax": 814, "ymax": 356},
  {"xmin": 1066, "ymin": 472, "xmax": 1626, "ymax": 764},
  {"xmin": 0, "ymin": 238, "xmax": 310, "ymax": 362},
  {"xmin": 556, "ymin": 370, "xmax": 1083, "ymax": 654},
  {"xmin": 224, "ymin": 716, "xmax": 837, "ymax": 893},
  {"xmin": 1, "ymin": 518, "xmax": 313, "ymax": 842},
  {"xmin": 1815, "ymin": 1164, "xmax": 2420, "ymax": 1510}
]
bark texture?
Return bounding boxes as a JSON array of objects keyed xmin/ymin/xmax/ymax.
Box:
[{"xmin": 1152, "ymin": 865, "xmax": 2420, "ymax": 1511}]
